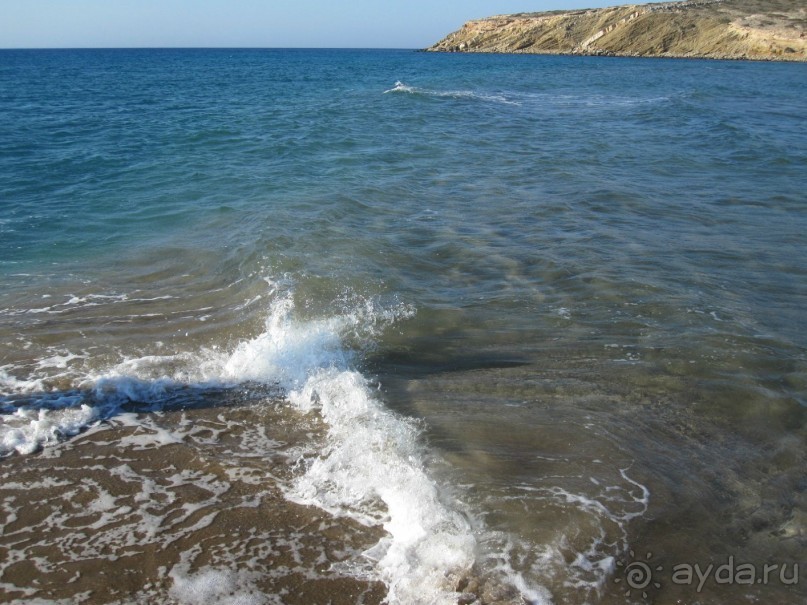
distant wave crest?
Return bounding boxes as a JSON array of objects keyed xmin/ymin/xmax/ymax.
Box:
[{"xmin": 384, "ymin": 81, "xmax": 520, "ymax": 105}]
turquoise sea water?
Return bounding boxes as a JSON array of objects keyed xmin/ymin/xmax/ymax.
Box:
[{"xmin": 1, "ymin": 49, "xmax": 805, "ymax": 604}]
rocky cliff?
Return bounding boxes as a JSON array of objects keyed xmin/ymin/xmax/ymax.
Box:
[{"xmin": 426, "ymin": 0, "xmax": 806, "ymax": 61}]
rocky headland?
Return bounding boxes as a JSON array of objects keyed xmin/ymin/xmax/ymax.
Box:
[{"xmin": 426, "ymin": 0, "xmax": 806, "ymax": 61}]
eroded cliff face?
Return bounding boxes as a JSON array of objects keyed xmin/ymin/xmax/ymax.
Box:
[{"xmin": 427, "ymin": 0, "xmax": 807, "ymax": 61}]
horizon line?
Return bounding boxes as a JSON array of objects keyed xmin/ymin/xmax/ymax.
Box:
[{"xmin": 0, "ymin": 46, "xmax": 422, "ymax": 51}]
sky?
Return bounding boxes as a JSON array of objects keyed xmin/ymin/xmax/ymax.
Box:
[{"xmin": 1, "ymin": 0, "xmax": 644, "ymax": 49}]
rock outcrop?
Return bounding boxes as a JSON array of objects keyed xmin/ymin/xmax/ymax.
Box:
[{"xmin": 426, "ymin": 0, "xmax": 807, "ymax": 61}]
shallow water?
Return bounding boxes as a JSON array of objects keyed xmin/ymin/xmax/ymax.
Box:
[{"xmin": 1, "ymin": 48, "xmax": 805, "ymax": 604}]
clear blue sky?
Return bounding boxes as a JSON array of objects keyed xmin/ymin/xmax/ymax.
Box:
[{"xmin": 1, "ymin": 0, "xmax": 647, "ymax": 49}]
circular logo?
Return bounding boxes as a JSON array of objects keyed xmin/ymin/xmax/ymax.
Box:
[
  {"xmin": 615, "ymin": 550, "xmax": 663, "ymax": 599},
  {"xmin": 625, "ymin": 560, "xmax": 653, "ymax": 590}
]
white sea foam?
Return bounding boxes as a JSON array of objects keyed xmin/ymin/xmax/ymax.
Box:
[
  {"xmin": 505, "ymin": 466, "xmax": 650, "ymax": 598},
  {"xmin": 0, "ymin": 283, "xmax": 651, "ymax": 603},
  {"xmin": 0, "ymin": 288, "xmax": 489, "ymax": 603},
  {"xmin": 1, "ymin": 405, "xmax": 98, "ymax": 455},
  {"xmin": 287, "ymin": 367, "xmax": 477, "ymax": 603},
  {"xmin": 213, "ymin": 294, "xmax": 479, "ymax": 603},
  {"xmin": 384, "ymin": 80, "xmax": 415, "ymax": 94},
  {"xmin": 3, "ymin": 284, "xmax": 639, "ymax": 603},
  {"xmin": 169, "ymin": 566, "xmax": 270, "ymax": 605},
  {"xmin": 385, "ymin": 80, "xmax": 520, "ymax": 105}
]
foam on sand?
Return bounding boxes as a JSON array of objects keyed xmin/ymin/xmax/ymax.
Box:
[{"xmin": 0, "ymin": 288, "xmax": 490, "ymax": 603}]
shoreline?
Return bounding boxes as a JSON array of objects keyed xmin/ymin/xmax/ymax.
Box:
[
  {"xmin": 0, "ymin": 401, "xmax": 389, "ymax": 604},
  {"xmin": 425, "ymin": 0, "xmax": 807, "ymax": 63},
  {"xmin": 422, "ymin": 47, "xmax": 807, "ymax": 62}
]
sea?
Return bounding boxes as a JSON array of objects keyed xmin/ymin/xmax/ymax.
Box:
[{"xmin": 0, "ymin": 48, "xmax": 805, "ymax": 605}]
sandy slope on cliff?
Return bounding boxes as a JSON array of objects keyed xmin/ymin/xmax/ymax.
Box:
[{"xmin": 427, "ymin": 0, "xmax": 806, "ymax": 61}]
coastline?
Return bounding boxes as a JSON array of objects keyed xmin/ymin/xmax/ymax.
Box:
[
  {"xmin": 425, "ymin": 0, "xmax": 807, "ymax": 62},
  {"xmin": 422, "ymin": 47, "xmax": 807, "ymax": 62}
]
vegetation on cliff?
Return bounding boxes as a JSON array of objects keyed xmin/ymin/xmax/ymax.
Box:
[{"xmin": 427, "ymin": 0, "xmax": 806, "ymax": 61}]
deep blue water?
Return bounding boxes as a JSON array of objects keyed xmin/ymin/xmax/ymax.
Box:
[{"xmin": 1, "ymin": 49, "xmax": 806, "ymax": 604}]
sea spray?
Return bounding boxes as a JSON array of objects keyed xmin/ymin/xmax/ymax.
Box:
[
  {"xmin": 220, "ymin": 293, "xmax": 480, "ymax": 603},
  {"xmin": 0, "ymin": 286, "xmax": 483, "ymax": 602},
  {"xmin": 287, "ymin": 367, "xmax": 477, "ymax": 603}
]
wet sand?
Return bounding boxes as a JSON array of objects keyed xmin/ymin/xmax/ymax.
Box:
[{"xmin": 0, "ymin": 398, "xmax": 388, "ymax": 604}]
